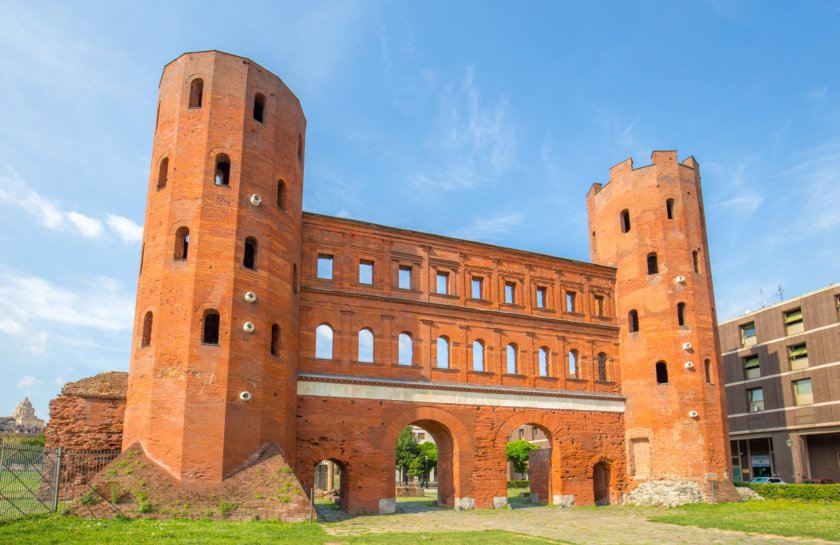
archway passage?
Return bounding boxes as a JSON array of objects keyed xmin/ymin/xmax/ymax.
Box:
[
  {"xmin": 506, "ymin": 424, "xmax": 549, "ymax": 505},
  {"xmin": 593, "ymin": 462, "xmax": 610, "ymax": 505},
  {"xmin": 314, "ymin": 459, "xmax": 347, "ymax": 511},
  {"xmin": 394, "ymin": 419, "xmax": 454, "ymax": 510}
]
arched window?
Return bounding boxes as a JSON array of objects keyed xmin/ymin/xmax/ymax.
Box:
[
  {"xmin": 656, "ymin": 361, "xmax": 668, "ymax": 384},
  {"xmin": 629, "ymin": 309, "xmax": 639, "ymax": 333},
  {"xmin": 297, "ymin": 134, "xmax": 303, "ymax": 163},
  {"xmin": 270, "ymin": 324, "xmax": 280, "ymax": 357},
  {"xmin": 472, "ymin": 340, "xmax": 484, "ymax": 371},
  {"xmin": 433, "ymin": 336, "xmax": 449, "ymax": 368},
  {"xmin": 358, "ymin": 328, "xmax": 374, "ymax": 363},
  {"xmin": 398, "ymin": 333, "xmax": 413, "ymax": 365},
  {"xmin": 277, "ymin": 180, "xmax": 286, "ymax": 209},
  {"xmin": 569, "ymin": 349, "xmax": 579, "ymax": 377},
  {"xmin": 202, "ymin": 310, "xmax": 220, "ymax": 345},
  {"xmin": 214, "ymin": 154, "xmax": 231, "ymax": 186},
  {"xmin": 620, "ymin": 209, "xmax": 630, "ymax": 233},
  {"xmin": 189, "ymin": 78, "xmax": 203, "ymax": 108},
  {"xmin": 647, "ymin": 253, "xmax": 658, "ymax": 275},
  {"xmin": 244, "ymin": 237, "xmax": 257, "ymax": 270},
  {"xmin": 704, "ymin": 358, "xmax": 712, "ymax": 384},
  {"xmin": 677, "ymin": 302, "xmax": 686, "ymax": 326},
  {"xmin": 693, "ymin": 250, "xmax": 700, "ymax": 273},
  {"xmin": 157, "ymin": 157, "xmax": 169, "ymax": 190},
  {"xmin": 597, "ymin": 352, "xmax": 607, "ymax": 381},
  {"xmin": 666, "ymin": 198, "xmax": 675, "ymax": 219},
  {"xmin": 141, "ymin": 311, "xmax": 153, "ymax": 347},
  {"xmin": 506, "ymin": 343, "xmax": 517, "ymax": 374},
  {"xmin": 315, "ymin": 324, "xmax": 333, "ymax": 359},
  {"xmin": 538, "ymin": 347, "xmax": 549, "ymax": 377},
  {"xmin": 174, "ymin": 227, "xmax": 189, "ymax": 260},
  {"xmin": 253, "ymin": 93, "xmax": 266, "ymax": 122}
]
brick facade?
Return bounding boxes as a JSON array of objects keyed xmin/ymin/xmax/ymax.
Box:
[{"xmin": 46, "ymin": 372, "xmax": 127, "ymax": 451}]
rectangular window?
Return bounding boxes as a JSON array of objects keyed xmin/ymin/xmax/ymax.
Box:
[
  {"xmin": 566, "ymin": 291, "xmax": 576, "ymax": 312},
  {"xmin": 793, "ymin": 378, "xmax": 813, "ymax": 406},
  {"xmin": 836, "ymin": 294, "xmax": 840, "ymax": 321},
  {"xmin": 743, "ymin": 355, "xmax": 760, "ymax": 380},
  {"xmin": 532, "ymin": 427, "xmax": 538, "ymax": 440},
  {"xmin": 748, "ymin": 387, "xmax": 764, "ymax": 412},
  {"xmin": 317, "ymin": 254, "xmax": 333, "ymax": 280},
  {"xmin": 359, "ymin": 260, "xmax": 373, "ymax": 284},
  {"xmin": 436, "ymin": 271, "xmax": 449, "ymax": 295},
  {"xmin": 398, "ymin": 265, "xmax": 411, "ymax": 290},
  {"xmin": 471, "ymin": 277, "xmax": 483, "ymax": 299},
  {"xmin": 788, "ymin": 343, "xmax": 809, "ymax": 370},
  {"xmin": 504, "ymin": 282, "xmax": 515, "ymax": 304},
  {"xmin": 594, "ymin": 294, "xmax": 605, "ymax": 316},
  {"xmin": 784, "ymin": 308, "xmax": 804, "ymax": 335},
  {"xmin": 536, "ymin": 287, "xmax": 547, "ymax": 308},
  {"xmin": 518, "ymin": 428, "xmax": 525, "ymax": 440},
  {"xmin": 740, "ymin": 322, "xmax": 756, "ymax": 347}
]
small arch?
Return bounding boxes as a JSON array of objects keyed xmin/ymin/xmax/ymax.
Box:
[
  {"xmin": 189, "ymin": 78, "xmax": 203, "ymax": 108},
  {"xmin": 628, "ymin": 310, "xmax": 639, "ymax": 333},
  {"xmin": 693, "ymin": 250, "xmax": 700, "ymax": 273},
  {"xmin": 538, "ymin": 347, "xmax": 549, "ymax": 377},
  {"xmin": 677, "ymin": 302, "xmax": 686, "ymax": 326},
  {"xmin": 358, "ymin": 328, "xmax": 374, "ymax": 363},
  {"xmin": 472, "ymin": 340, "xmax": 485, "ymax": 371},
  {"xmin": 157, "ymin": 157, "xmax": 169, "ymax": 190},
  {"xmin": 141, "ymin": 311, "xmax": 153, "ymax": 348},
  {"xmin": 398, "ymin": 332, "xmax": 413, "ymax": 365},
  {"xmin": 704, "ymin": 358, "xmax": 712, "ymax": 384},
  {"xmin": 666, "ymin": 198, "xmax": 675, "ymax": 219},
  {"xmin": 243, "ymin": 237, "xmax": 257, "ymax": 270},
  {"xmin": 656, "ymin": 361, "xmax": 668, "ymax": 384},
  {"xmin": 506, "ymin": 343, "xmax": 517, "ymax": 374},
  {"xmin": 174, "ymin": 226, "xmax": 189, "ymax": 260},
  {"xmin": 436, "ymin": 336, "xmax": 450, "ymax": 368},
  {"xmin": 253, "ymin": 93, "xmax": 266, "ymax": 122},
  {"xmin": 315, "ymin": 324, "xmax": 333, "ymax": 359},
  {"xmin": 597, "ymin": 352, "xmax": 608, "ymax": 381},
  {"xmin": 297, "ymin": 133, "xmax": 304, "ymax": 163},
  {"xmin": 647, "ymin": 252, "xmax": 658, "ymax": 275},
  {"xmin": 270, "ymin": 324, "xmax": 280, "ymax": 357},
  {"xmin": 214, "ymin": 154, "xmax": 231, "ymax": 186},
  {"xmin": 620, "ymin": 209, "xmax": 630, "ymax": 233},
  {"xmin": 277, "ymin": 180, "xmax": 286, "ymax": 209},
  {"xmin": 568, "ymin": 349, "xmax": 579, "ymax": 377},
  {"xmin": 593, "ymin": 462, "xmax": 611, "ymax": 505},
  {"xmin": 202, "ymin": 310, "xmax": 220, "ymax": 345}
]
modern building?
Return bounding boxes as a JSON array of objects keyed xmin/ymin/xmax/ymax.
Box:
[{"xmin": 719, "ymin": 284, "xmax": 840, "ymax": 482}]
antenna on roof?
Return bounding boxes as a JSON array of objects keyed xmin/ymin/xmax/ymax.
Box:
[
  {"xmin": 760, "ymin": 288, "xmax": 767, "ymax": 308},
  {"xmin": 775, "ymin": 285, "xmax": 784, "ymax": 303}
]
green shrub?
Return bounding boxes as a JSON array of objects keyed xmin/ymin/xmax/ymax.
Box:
[
  {"xmin": 733, "ymin": 481, "xmax": 748, "ymax": 487},
  {"xmin": 108, "ymin": 482, "xmax": 123, "ymax": 504},
  {"xmin": 748, "ymin": 483, "xmax": 840, "ymax": 502},
  {"xmin": 79, "ymin": 491, "xmax": 99, "ymax": 505},
  {"xmin": 218, "ymin": 500, "xmax": 238, "ymax": 518},
  {"xmin": 507, "ymin": 480, "xmax": 529, "ymax": 489}
]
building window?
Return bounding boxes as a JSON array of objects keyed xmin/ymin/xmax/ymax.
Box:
[
  {"xmin": 317, "ymin": 254, "xmax": 333, "ymax": 279},
  {"xmin": 141, "ymin": 311, "xmax": 153, "ymax": 348},
  {"xmin": 472, "ymin": 340, "xmax": 484, "ymax": 371},
  {"xmin": 471, "ymin": 277, "xmax": 483, "ymax": 299},
  {"xmin": 253, "ymin": 93, "xmax": 266, "ymax": 122},
  {"xmin": 793, "ymin": 379, "xmax": 813, "ymax": 406},
  {"xmin": 359, "ymin": 260, "xmax": 373, "ymax": 285},
  {"xmin": 740, "ymin": 322, "xmax": 756, "ymax": 347},
  {"xmin": 629, "ymin": 309, "xmax": 639, "ymax": 333},
  {"xmin": 157, "ymin": 157, "xmax": 169, "ymax": 190},
  {"xmin": 315, "ymin": 324, "xmax": 333, "ymax": 359},
  {"xmin": 677, "ymin": 302, "xmax": 686, "ymax": 326},
  {"xmin": 189, "ymin": 78, "xmax": 203, "ymax": 108},
  {"xmin": 568, "ymin": 349, "xmax": 578, "ymax": 377},
  {"xmin": 566, "ymin": 291, "xmax": 576, "ymax": 312},
  {"xmin": 519, "ymin": 429, "xmax": 525, "ymax": 440},
  {"xmin": 532, "ymin": 427, "xmax": 538, "ymax": 440},
  {"xmin": 506, "ymin": 344, "xmax": 517, "ymax": 374},
  {"xmin": 202, "ymin": 311, "xmax": 220, "ymax": 345},
  {"xmin": 594, "ymin": 294, "xmax": 605, "ymax": 316},
  {"xmin": 398, "ymin": 265, "xmax": 411, "ymax": 290},
  {"xmin": 436, "ymin": 336, "xmax": 449, "ymax": 369},
  {"xmin": 704, "ymin": 358, "xmax": 712, "ymax": 384},
  {"xmin": 292, "ymin": 263, "xmax": 298, "ymax": 294},
  {"xmin": 358, "ymin": 328, "xmax": 374, "ymax": 363},
  {"xmin": 399, "ymin": 333, "xmax": 413, "ymax": 365},
  {"xmin": 743, "ymin": 355, "xmax": 760, "ymax": 379},
  {"xmin": 277, "ymin": 180, "xmax": 286, "ymax": 209},
  {"xmin": 270, "ymin": 324, "xmax": 280, "ymax": 357},
  {"xmin": 243, "ymin": 237, "xmax": 257, "ymax": 270},
  {"xmin": 174, "ymin": 226, "xmax": 189, "ymax": 260},
  {"xmin": 536, "ymin": 287, "xmax": 547, "ymax": 308},
  {"xmin": 693, "ymin": 250, "xmax": 700, "ymax": 273},
  {"xmin": 748, "ymin": 387, "xmax": 764, "ymax": 412},
  {"xmin": 666, "ymin": 198, "xmax": 675, "ymax": 219},
  {"xmin": 836, "ymin": 295, "xmax": 840, "ymax": 321},
  {"xmin": 436, "ymin": 271, "xmax": 449, "ymax": 295},
  {"xmin": 620, "ymin": 209, "xmax": 630, "ymax": 233},
  {"xmin": 784, "ymin": 308, "xmax": 804, "ymax": 335},
  {"xmin": 538, "ymin": 347, "xmax": 549, "ymax": 377},
  {"xmin": 655, "ymin": 361, "xmax": 668, "ymax": 384},
  {"xmin": 214, "ymin": 154, "xmax": 231, "ymax": 186},
  {"xmin": 788, "ymin": 343, "xmax": 809, "ymax": 370},
  {"xmin": 504, "ymin": 282, "xmax": 516, "ymax": 304},
  {"xmin": 298, "ymin": 133, "xmax": 304, "ymax": 163},
  {"xmin": 597, "ymin": 352, "xmax": 607, "ymax": 381},
  {"xmin": 647, "ymin": 253, "xmax": 658, "ymax": 275}
]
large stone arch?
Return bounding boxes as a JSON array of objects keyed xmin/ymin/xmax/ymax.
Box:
[{"xmin": 295, "ymin": 445, "xmax": 353, "ymax": 509}]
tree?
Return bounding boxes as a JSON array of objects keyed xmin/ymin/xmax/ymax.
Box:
[
  {"xmin": 408, "ymin": 442, "xmax": 438, "ymax": 485},
  {"xmin": 506, "ymin": 440, "xmax": 539, "ymax": 474},
  {"xmin": 395, "ymin": 426, "xmax": 420, "ymax": 484}
]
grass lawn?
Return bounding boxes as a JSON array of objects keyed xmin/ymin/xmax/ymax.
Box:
[
  {"xmin": 0, "ymin": 470, "xmax": 55, "ymax": 519},
  {"xmin": 649, "ymin": 499, "xmax": 840, "ymax": 542},
  {"xmin": 0, "ymin": 514, "xmax": 562, "ymax": 545}
]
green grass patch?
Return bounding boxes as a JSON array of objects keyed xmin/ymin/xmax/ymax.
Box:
[
  {"xmin": 649, "ymin": 499, "xmax": 840, "ymax": 542},
  {"xmin": 0, "ymin": 515, "xmax": 563, "ymax": 544}
]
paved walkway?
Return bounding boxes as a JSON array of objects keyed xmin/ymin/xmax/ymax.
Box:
[{"xmin": 317, "ymin": 502, "xmax": 832, "ymax": 544}]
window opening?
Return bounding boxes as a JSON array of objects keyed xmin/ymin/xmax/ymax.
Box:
[
  {"xmin": 244, "ymin": 237, "xmax": 257, "ymax": 270},
  {"xmin": 358, "ymin": 328, "xmax": 374, "ymax": 363},
  {"xmin": 594, "ymin": 294, "xmax": 604, "ymax": 316},
  {"xmin": 655, "ymin": 361, "xmax": 668, "ymax": 384},
  {"xmin": 297, "ymin": 134, "xmax": 303, "ymax": 163},
  {"xmin": 506, "ymin": 344, "xmax": 517, "ymax": 374},
  {"xmin": 784, "ymin": 308, "xmax": 804, "ymax": 335},
  {"xmin": 202, "ymin": 311, "xmax": 220, "ymax": 345},
  {"xmin": 793, "ymin": 379, "xmax": 813, "ymax": 406},
  {"xmin": 677, "ymin": 302, "xmax": 686, "ymax": 326},
  {"xmin": 538, "ymin": 347, "xmax": 549, "ymax": 377},
  {"xmin": 174, "ymin": 227, "xmax": 189, "ymax": 260},
  {"xmin": 253, "ymin": 93, "xmax": 266, "ymax": 122},
  {"xmin": 472, "ymin": 340, "xmax": 484, "ymax": 371},
  {"xmin": 277, "ymin": 180, "xmax": 286, "ymax": 209},
  {"xmin": 437, "ymin": 337, "xmax": 449, "ymax": 368},
  {"xmin": 566, "ymin": 291, "xmax": 576, "ymax": 312},
  {"xmin": 629, "ymin": 310, "xmax": 639, "ymax": 333},
  {"xmin": 693, "ymin": 250, "xmax": 700, "ymax": 273},
  {"xmin": 704, "ymin": 358, "xmax": 711, "ymax": 384},
  {"xmin": 536, "ymin": 287, "xmax": 547, "ymax": 308},
  {"xmin": 748, "ymin": 387, "xmax": 764, "ymax": 412},
  {"xmin": 568, "ymin": 349, "xmax": 578, "ymax": 377},
  {"xmin": 597, "ymin": 352, "xmax": 607, "ymax": 381},
  {"xmin": 398, "ymin": 333, "xmax": 413, "ymax": 365},
  {"xmin": 293, "ymin": 263, "xmax": 298, "ymax": 294},
  {"xmin": 788, "ymin": 343, "xmax": 809, "ymax": 370},
  {"xmin": 317, "ymin": 254, "xmax": 333, "ymax": 280},
  {"xmin": 141, "ymin": 311, "xmax": 153, "ymax": 347},
  {"xmin": 157, "ymin": 157, "xmax": 169, "ymax": 190},
  {"xmin": 740, "ymin": 322, "xmax": 756, "ymax": 347},
  {"xmin": 359, "ymin": 261, "xmax": 373, "ymax": 285},
  {"xmin": 532, "ymin": 427, "xmax": 538, "ymax": 440},
  {"xmin": 398, "ymin": 266, "xmax": 411, "ymax": 290},
  {"xmin": 666, "ymin": 198, "xmax": 675, "ymax": 219},
  {"xmin": 620, "ymin": 209, "xmax": 630, "ymax": 233},
  {"xmin": 647, "ymin": 253, "xmax": 658, "ymax": 275},
  {"xmin": 214, "ymin": 154, "xmax": 230, "ymax": 186},
  {"xmin": 504, "ymin": 282, "xmax": 515, "ymax": 304},
  {"xmin": 471, "ymin": 277, "xmax": 483, "ymax": 299},
  {"xmin": 270, "ymin": 324, "xmax": 281, "ymax": 357},
  {"xmin": 189, "ymin": 78, "xmax": 203, "ymax": 108},
  {"xmin": 315, "ymin": 324, "xmax": 333, "ymax": 359},
  {"xmin": 436, "ymin": 271, "xmax": 449, "ymax": 295},
  {"xmin": 743, "ymin": 355, "xmax": 760, "ymax": 379}
]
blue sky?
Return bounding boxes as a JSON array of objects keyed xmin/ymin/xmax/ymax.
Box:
[{"xmin": 1, "ymin": 1, "xmax": 839, "ymax": 420}]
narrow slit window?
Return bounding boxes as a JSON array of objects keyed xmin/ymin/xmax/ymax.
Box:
[
  {"xmin": 677, "ymin": 302, "xmax": 686, "ymax": 326},
  {"xmin": 506, "ymin": 344, "xmax": 517, "ymax": 374},
  {"xmin": 317, "ymin": 254, "xmax": 333, "ymax": 280},
  {"xmin": 666, "ymin": 198, "xmax": 675, "ymax": 219},
  {"xmin": 359, "ymin": 260, "xmax": 373, "ymax": 285},
  {"xmin": 292, "ymin": 263, "xmax": 298, "ymax": 294},
  {"xmin": 270, "ymin": 324, "xmax": 280, "ymax": 357},
  {"xmin": 437, "ymin": 336, "xmax": 449, "ymax": 368},
  {"xmin": 141, "ymin": 311, "xmax": 153, "ymax": 347},
  {"xmin": 189, "ymin": 78, "xmax": 203, "ymax": 108},
  {"xmin": 398, "ymin": 333, "xmax": 413, "ymax": 365},
  {"xmin": 566, "ymin": 291, "xmax": 576, "ymax": 312},
  {"xmin": 214, "ymin": 154, "xmax": 231, "ymax": 186},
  {"xmin": 538, "ymin": 347, "xmax": 549, "ymax": 377},
  {"xmin": 655, "ymin": 361, "xmax": 668, "ymax": 384},
  {"xmin": 620, "ymin": 209, "xmax": 631, "ymax": 233},
  {"xmin": 629, "ymin": 309, "xmax": 639, "ymax": 333},
  {"xmin": 472, "ymin": 340, "xmax": 484, "ymax": 371},
  {"xmin": 692, "ymin": 250, "xmax": 700, "ymax": 273},
  {"xmin": 277, "ymin": 180, "xmax": 286, "ymax": 209},
  {"xmin": 568, "ymin": 350, "xmax": 579, "ymax": 377},
  {"xmin": 202, "ymin": 311, "xmax": 220, "ymax": 345},
  {"xmin": 704, "ymin": 358, "xmax": 711, "ymax": 384},
  {"xmin": 174, "ymin": 227, "xmax": 189, "ymax": 260},
  {"xmin": 297, "ymin": 134, "xmax": 303, "ymax": 163},
  {"xmin": 253, "ymin": 93, "xmax": 266, "ymax": 122},
  {"xmin": 157, "ymin": 157, "xmax": 169, "ymax": 190},
  {"xmin": 597, "ymin": 352, "xmax": 607, "ymax": 381},
  {"xmin": 358, "ymin": 328, "xmax": 374, "ymax": 363},
  {"xmin": 244, "ymin": 237, "xmax": 257, "ymax": 270},
  {"xmin": 315, "ymin": 324, "xmax": 333, "ymax": 359},
  {"xmin": 647, "ymin": 253, "xmax": 658, "ymax": 275},
  {"xmin": 594, "ymin": 294, "xmax": 605, "ymax": 316}
]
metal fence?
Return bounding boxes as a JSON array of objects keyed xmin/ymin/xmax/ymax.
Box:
[{"xmin": 0, "ymin": 442, "xmax": 120, "ymax": 521}]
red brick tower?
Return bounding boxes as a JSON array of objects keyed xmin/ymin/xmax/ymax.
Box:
[
  {"xmin": 123, "ymin": 51, "xmax": 306, "ymax": 480},
  {"xmin": 587, "ymin": 151, "xmax": 733, "ymax": 494}
]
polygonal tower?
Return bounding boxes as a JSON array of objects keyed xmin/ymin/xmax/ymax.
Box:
[
  {"xmin": 123, "ymin": 51, "xmax": 306, "ymax": 481},
  {"xmin": 587, "ymin": 151, "xmax": 735, "ymax": 497}
]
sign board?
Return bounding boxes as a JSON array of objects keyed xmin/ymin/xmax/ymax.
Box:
[{"xmin": 751, "ymin": 455, "xmax": 771, "ymax": 467}]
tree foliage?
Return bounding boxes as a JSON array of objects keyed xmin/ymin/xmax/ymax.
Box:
[
  {"xmin": 506, "ymin": 440, "xmax": 539, "ymax": 474},
  {"xmin": 396, "ymin": 427, "xmax": 438, "ymax": 484}
]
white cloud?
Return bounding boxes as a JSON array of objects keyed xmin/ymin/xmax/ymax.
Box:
[
  {"xmin": 17, "ymin": 376, "xmax": 37, "ymax": 390},
  {"xmin": 106, "ymin": 213, "xmax": 143, "ymax": 243},
  {"xmin": 805, "ymin": 85, "xmax": 828, "ymax": 102},
  {"xmin": 708, "ymin": 160, "xmax": 763, "ymax": 215},
  {"xmin": 0, "ymin": 319, "xmax": 22, "ymax": 335},
  {"xmin": 452, "ymin": 212, "xmax": 524, "ymax": 241},
  {"xmin": 66, "ymin": 211, "xmax": 104, "ymax": 238}
]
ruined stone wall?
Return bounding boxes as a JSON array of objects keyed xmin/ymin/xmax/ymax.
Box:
[{"xmin": 46, "ymin": 372, "xmax": 127, "ymax": 451}]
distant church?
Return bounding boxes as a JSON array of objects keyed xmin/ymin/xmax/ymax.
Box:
[{"xmin": 0, "ymin": 398, "xmax": 45, "ymax": 434}]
